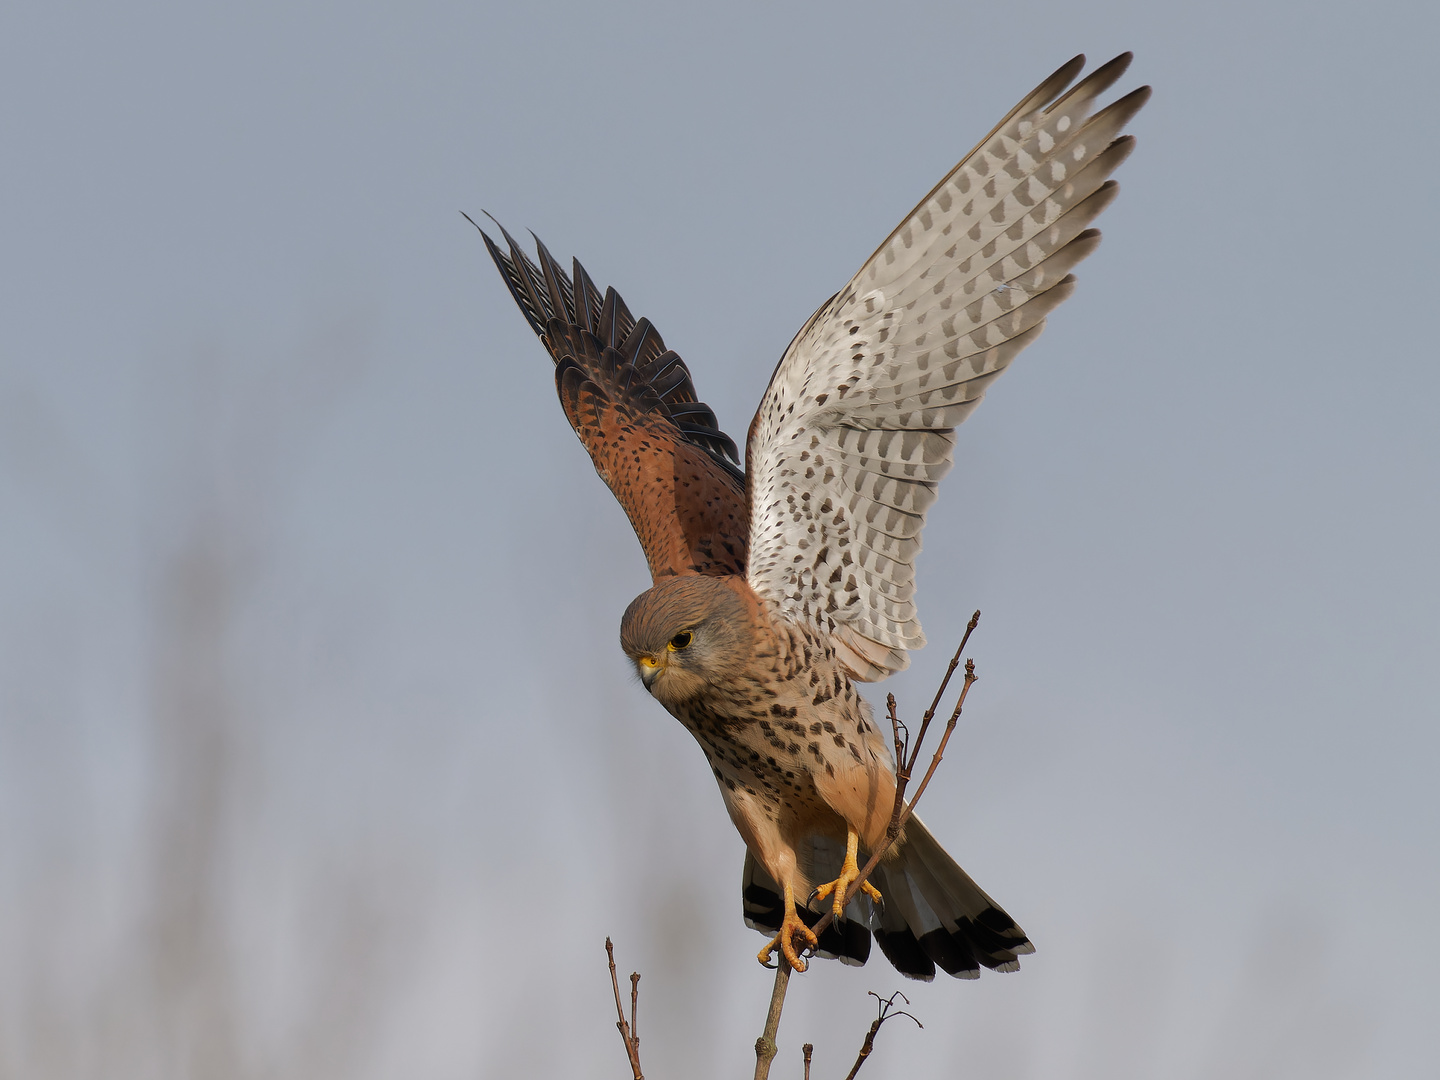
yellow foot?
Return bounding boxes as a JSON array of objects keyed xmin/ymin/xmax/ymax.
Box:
[
  {"xmin": 812, "ymin": 830, "xmax": 882, "ymax": 920},
  {"xmin": 756, "ymin": 882, "xmax": 819, "ymax": 973}
]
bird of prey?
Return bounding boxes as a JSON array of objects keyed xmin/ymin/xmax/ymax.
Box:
[{"xmin": 476, "ymin": 54, "xmax": 1148, "ymax": 979}]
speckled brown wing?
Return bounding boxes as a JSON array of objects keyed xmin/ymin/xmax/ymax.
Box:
[{"xmin": 477, "ymin": 220, "xmax": 748, "ymax": 579}]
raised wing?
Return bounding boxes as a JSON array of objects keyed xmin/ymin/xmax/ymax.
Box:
[
  {"xmin": 477, "ymin": 219, "xmax": 748, "ymax": 579},
  {"xmin": 745, "ymin": 54, "xmax": 1150, "ymax": 679}
]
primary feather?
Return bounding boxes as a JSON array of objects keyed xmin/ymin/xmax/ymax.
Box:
[{"xmin": 745, "ymin": 53, "xmax": 1150, "ymax": 680}]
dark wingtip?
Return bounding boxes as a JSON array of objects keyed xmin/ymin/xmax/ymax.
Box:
[
  {"xmin": 1088, "ymin": 51, "xmax": 1133, "ymax": 86},
  {"xmin": 472, "ymin": 223, "xmax": 746, "ymax": 481},
  {"xmin": 1055, "ymin": 53, "xmax": 1087, "ymax": 87},
  {"xmin": 473, "ymin": 213, "xmax": 548, "ymax": 338},
  {"xmin": 460, "ymin": 208, "xmax": 507, "ymax": 244},
  {"xmin": 461, "ymin": 210, "xmax": 501, "ymax": 256},
  {"xmin": 1125, "ymin": 84, "xmax": 1154, "ymax": 111},
  {"xmin": 1050, "ymin": 51, "xmax": 1137, "ymax": 114}
]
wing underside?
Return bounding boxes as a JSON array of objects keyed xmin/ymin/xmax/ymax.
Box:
[{"xmin": 745, "ymin": 54, "xmax": 1150, "ymax": 679}]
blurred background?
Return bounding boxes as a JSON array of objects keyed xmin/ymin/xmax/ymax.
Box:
[{"xmin": 2, "ymin": 1, "xmax": 1436, "ymax": 1077}]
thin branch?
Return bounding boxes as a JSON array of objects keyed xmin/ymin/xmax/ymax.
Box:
[
  {"xmin": 898, "ymin": 659, "xmax": 976, "ymax": 824},
  {"xmin": 630, "ymin": 971, "xmax": 640, "ymax": 1053},
  {"xmin": 605, "ymin": 938, "xmax": 644, "ymax": 1080},
  {"xmin": 752, "ymin": 961, "xmax": 791, "ymax": 1080},
  {"xmin": 906, "ymin": 610, "xmax": 979, "ymax": 773},
  {"xmin": 841, "ymin": 992, "xmax": 924, "ymax": 1080},
  {"xmin": 802, "ymin": 1043, "xmax": 813, "ymax": 1080},
  {"xmin": 886, "ymin": 693, "xmax": 906, "ymax": 766}
]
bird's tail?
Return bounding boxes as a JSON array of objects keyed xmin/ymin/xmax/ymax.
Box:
[
  {"xmin": 740, "ymin": 814, "xmax": 1033, "ymax": 981},
  {"xmin": 868, "ymin": 814, "xmax": 1033, "ymax": 980}
]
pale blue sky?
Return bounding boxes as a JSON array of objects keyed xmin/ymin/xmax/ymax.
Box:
[{"xmin": 2, "ymin": 2, "xmax": 1437, "ymax": 1077}]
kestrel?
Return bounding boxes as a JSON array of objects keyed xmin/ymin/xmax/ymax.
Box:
[{"xmin": 478, "ymin": 54, "xmax": 1148, "ymax": 979}]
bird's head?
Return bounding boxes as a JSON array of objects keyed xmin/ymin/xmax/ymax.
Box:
[{"xmin": 619, "ymin": 575, "xmax": 751, "ymax": 707}]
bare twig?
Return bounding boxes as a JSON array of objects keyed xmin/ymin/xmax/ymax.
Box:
[
  {"xmin": 605, "ymin": 938, "xmax": 644, "ymax": 1080},
  {"xmin": 886, "ymin": 693, "xmax": 905, "ymax": 765},
  {"xmin": 753, "ymin": 961, "xmax": 792, "ymax": 1080},
  {"xmin": 899, "ymin": 658, "xmax": 976, "ymax": 821},
  {"xmin": 841, "ymin": 992, "xmax": 924, "ymax": 1080},
  {"xmin": 908, "ymin": 609, "xmax": 980, "ymax": 768},
  {"xmin": 802, "ymin": 1042, "xmax": 813, "ymax": 1080},
  {"xmin": 630, "ymin": 971, "xmax": 640, "ymax": 1053}
]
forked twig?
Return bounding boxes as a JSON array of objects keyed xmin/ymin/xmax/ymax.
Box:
[
  {"xmin": 841, "ymin": 991, "xmax": 924, "ymax": 1080},
  {"xmin": 606, "ymin": 938, "xmax": 644, "ymax": 1080}
]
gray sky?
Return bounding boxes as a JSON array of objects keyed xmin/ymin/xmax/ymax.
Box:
[{"xmin": 2, "ymin": 1, "xmax": 1437, "ymax": 1077}]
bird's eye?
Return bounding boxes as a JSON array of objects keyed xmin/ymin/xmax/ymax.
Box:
[{"xmin": 668, "ymin": 631, "xmax": 693, "ymax": 651}]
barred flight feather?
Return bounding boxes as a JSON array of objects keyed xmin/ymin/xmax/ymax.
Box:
[
  {"xmin": 474, "ymin": 218, "xmax": 750, "ymax": 579},
  {"xmin": 473, "ymin": 214, "xmax": 745, "ymax": 479},
  {"xmin": 745, "ymin": 54, "xmax": 1149, "ymax": 679}
]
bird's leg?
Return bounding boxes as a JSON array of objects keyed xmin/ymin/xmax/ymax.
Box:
[
  {"xmin": 812, "ymin": 829, "xmax": 883, "ymax": 920},
  {"xmin": 757, "ymin": 881, "xmax": 819, "ymax": 973}
]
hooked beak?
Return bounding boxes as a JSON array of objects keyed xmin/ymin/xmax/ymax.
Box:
[{"xmin": 637, "ymin": 654, "xmax": 664, "ymax": 689}]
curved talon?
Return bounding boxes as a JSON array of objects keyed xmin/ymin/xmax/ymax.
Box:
[
  {"xmin": 812, "ymin": 830, "xmax": 883, "ymax": 920},
  {"xmin": 756, "ymin": 882, "xmax": 818, "ymax": 973}
]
